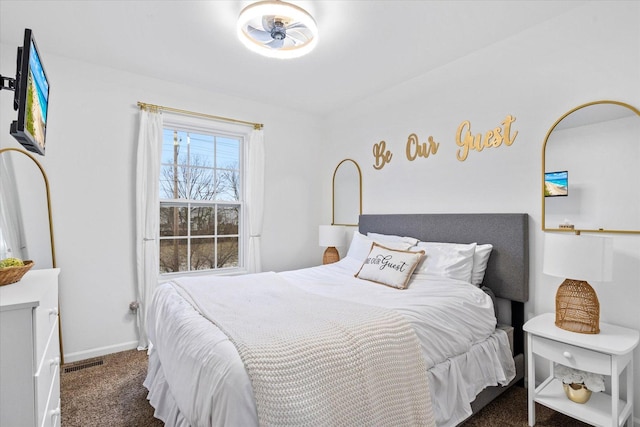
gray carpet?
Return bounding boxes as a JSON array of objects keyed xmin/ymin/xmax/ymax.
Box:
[
  {"xmin": 61, "ymin": 350, "xmax": 163, "ymax": 427},
  {"xmin": 61, "ymin": 349, "xmax": 589, "ymax": 426}
]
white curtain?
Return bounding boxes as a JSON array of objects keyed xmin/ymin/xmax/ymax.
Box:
[
  {"xmin": 135, "ymin": 108, "xmax": 163, "ymax": 350},
  {"xmin": 246, "ymin": 128, "xmax": 264, "ymax": 273}
]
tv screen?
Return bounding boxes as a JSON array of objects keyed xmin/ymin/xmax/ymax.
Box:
[
  {"xmin": 545, "ymin": 170, "xmax": 568, "ymax": 197},
  {"xmin": 10, "ymin": 28, "xmax": 49, "ymax": 156}
]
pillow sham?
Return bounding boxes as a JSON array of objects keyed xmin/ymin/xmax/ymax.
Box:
[
  {"xmin": 346, "ymin": 232, "xmax": 413, "ymax": 263},
  {"xmin": 414, "ymin": 241, "xmax": 477, "ymax": 283},
  {"xmin": 471, "ymin": 244, "xmax": 493, "ymax": 286},
  {"xmin": 366, "ymin": 232, "xmax": 419, "ymax": 246},
  {"xmin": 355, "ymin": 243, "xmax": 425, "ymax": 289}
]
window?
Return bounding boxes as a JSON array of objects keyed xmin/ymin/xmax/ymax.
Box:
[{"xmin": 159, "ymin": 121, "xmax": 245, "ymax": 275}]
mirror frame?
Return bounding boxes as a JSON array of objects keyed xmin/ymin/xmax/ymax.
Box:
[
  {"xmin": 331, "ymin": 158, "xmax": 362, "ymax": 226},
  {"xmin": 541, "ymin": 100, "xmax": 640, "ymax": 234},
  {"xmin": 0, "ymin": 147, "xmax": 57, "ymax": 265}
]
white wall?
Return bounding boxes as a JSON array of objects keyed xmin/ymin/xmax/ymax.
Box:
[
  {"xmin": 324, "ymin": 1, "xmax": 640, "ymax": 421},
  {"xmin": 0, "ymin": 45, "xmax": 326, "ymax": 361}
]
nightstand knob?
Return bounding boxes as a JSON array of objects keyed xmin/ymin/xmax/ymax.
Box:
[{"xmin": 562, "ymin": 351, "xmax": 572, "ymax": 359}]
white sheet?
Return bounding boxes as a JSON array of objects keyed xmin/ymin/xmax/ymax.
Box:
[{"xmin": 145, "ymin": 258, "xmax": 515, "ymax": 427}]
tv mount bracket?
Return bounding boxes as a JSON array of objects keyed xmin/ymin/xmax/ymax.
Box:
[{"xmin": 0, "ymin": 75, "xmax": 16, "ymax": 92}]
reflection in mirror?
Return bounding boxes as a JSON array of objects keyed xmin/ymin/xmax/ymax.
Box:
[
  {"xmin": 542, "ymin": 101, "xmax": 640, "ymax": 234},
  {"xmin": 332, "ymin": 159, "xmax": 362, "ymax": 226},
  {"xmin": 0, "ymin": 153, "xmax": 26, "ymax": 260},
  {"xmin": 0, "ymin": 148, "xmax": 56, "ymax": 268}
]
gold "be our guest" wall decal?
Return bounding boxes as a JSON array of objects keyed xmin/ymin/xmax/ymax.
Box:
[{"xmin": 371, "ymin": 115, "xmax": 517, "ymax": 169}]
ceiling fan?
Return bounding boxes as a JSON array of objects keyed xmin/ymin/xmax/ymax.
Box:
[{"xmin": 237, "ymin": 1, "xmax": 318, "ymax": 59}]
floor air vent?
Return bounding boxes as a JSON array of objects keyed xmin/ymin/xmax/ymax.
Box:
[{"xmin": 63, "ymin": 359, "xmax": 104, "ymax": 373}]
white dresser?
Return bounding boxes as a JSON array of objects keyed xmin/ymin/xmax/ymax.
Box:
[{"xmin": 0, "ymin": 268, "xmax": 61, "ymax": 427}]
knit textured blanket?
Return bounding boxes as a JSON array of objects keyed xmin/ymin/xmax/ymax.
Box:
[{"xmin": 172, "ymin": 272, "xmax": 435, "ymax": 427}]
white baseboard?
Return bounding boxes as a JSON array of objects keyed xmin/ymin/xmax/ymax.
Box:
[{"xmin": 63, "ymin": 340, "xmax": 138, "ymax": 364}]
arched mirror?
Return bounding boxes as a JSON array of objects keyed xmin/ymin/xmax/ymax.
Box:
[
  {"xmin": 542, "ymin": 100, "xmax": 640, "ymax": 234},
  {"xmin": 0, "ymin": 148, "xmax": 56, "ymax": 267},
  {"xmin": 332, "ymin": 159, "xmax": 362, "ymax": 226}
]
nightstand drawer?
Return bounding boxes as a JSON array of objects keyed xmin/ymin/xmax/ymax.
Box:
[{"xmin": 532, "ymin": 335, "xmax": 611, "ymax": 375}]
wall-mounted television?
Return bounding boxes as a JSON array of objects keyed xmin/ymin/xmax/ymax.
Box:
[
  {"xmin": 545, "ymin": 170, "xmax": 568, "ymax": 197},
  {"xmin": 9, "ymin": 28, "xmax": 50, "ymax": 156}
]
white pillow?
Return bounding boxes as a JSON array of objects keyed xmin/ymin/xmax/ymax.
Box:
[
  {"xmin": 471, "ymin": 244, "xmax": 493, "ymax": 286},
  {"xmin": 355, "ymin": 243, "xmax": 425, "ymax": 289},
  {"xmin": 414, "ymin": 242, "xmax": 477, "ymax": 283},
  {"xmin": 346, "ymin": 232, "xmax": 413, "ymax": 263},
  {"xmin": 366, "ymin": 232, "xmax": 419, "ymax": 246}
]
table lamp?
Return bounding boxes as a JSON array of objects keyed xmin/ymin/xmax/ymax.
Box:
[
  {"xmin": 543, "ymin": 233, "xmax": 613, "ymax": 334},
  {"xmin": 318, "ymin": 225, "xmax": 346, "ymax": 264}
]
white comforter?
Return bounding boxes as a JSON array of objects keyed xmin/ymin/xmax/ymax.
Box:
[{"xmin": 145, "ymin": 258, "xmax": 515, "ymax": 427}]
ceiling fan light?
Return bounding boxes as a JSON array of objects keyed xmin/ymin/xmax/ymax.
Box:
[{"xmin": 237, "ymin": 1, "xmax": 318, "ymax": 59}]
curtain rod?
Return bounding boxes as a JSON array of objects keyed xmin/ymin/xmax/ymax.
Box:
[{"xmin": 137, "ymin": 102, "xmax": 264, "ymax": 130}]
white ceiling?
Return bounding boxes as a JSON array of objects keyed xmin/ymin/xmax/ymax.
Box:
[{"xmin": 0, "ymin": 1, "xmax": 584, "ymax": 116}]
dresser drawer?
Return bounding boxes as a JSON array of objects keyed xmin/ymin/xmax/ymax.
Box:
[
  {"xmin": 41, "ymin": 375, "xmax": 60, "ymax": 427},
  {"xmin": 532, "ymin": 335, "xmax": 611, "ymax": 375},
  {"xmin": 34, "ymin": 282, "xmax": 59, "ymax": 363},
  {"xmin": 35, "ymin": 316, "xmax": 60, "ymax": 425}
]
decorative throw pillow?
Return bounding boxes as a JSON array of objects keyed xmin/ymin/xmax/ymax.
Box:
[
  {"xmin": 471, "ymin": 244, "xmax": 493, "ymax": 286},
  {"xmin": 414, "ymin": 242, "xmax": 477, "ymax": 283},
  {"xmin": 355, "ymin": 242, "xmax": 425, "ymax": 289},
  {"xmin": 346, "ymin": 232, "xmax": 413, "ymax": 263}
]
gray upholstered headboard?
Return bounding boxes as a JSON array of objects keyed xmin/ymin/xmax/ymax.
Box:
[{"xmin": 358, "ymin": 213, "xmax": 529, "ymax": 302}]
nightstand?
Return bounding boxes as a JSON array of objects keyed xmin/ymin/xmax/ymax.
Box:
[{"xmin": 524, "ymin": 313, "xmax": 639, "ymax": 427}]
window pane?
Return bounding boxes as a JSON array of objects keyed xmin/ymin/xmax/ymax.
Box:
[
  {"xmin": 159, "ymin": 164, "xmax": 176, "ymax": 199},
  {"xmin": 159, "ymin": 238, "xmax": 188, "ymax": 273},
  {"xmin": 160, "ymin": 205, "xmax": 188, "ymax": 236},
  {"xmin": 216, "ymin": 169, "xmax": 239, "ymax": 201},
  {"xmin": 190, "ymin": 166, "xmax": 217, "ymax": 200},
  {"xmin": 216, "ymin": 136, "xmax": 240, "ymax": 168},
  {"xmin": 160, "ymin": 163, "xmax": 194, "ymax": 200},
  {"xmin": 191, "ymin": 237, "xmax": 215, "ymax": 270},
  {"xmin": 189, "ymin": 133, "xmax": 215, "ymax": 165},
  {"xmin": 190, "ymin": 206, "xmax": 215, "ymax": 236},
  {"xmin": 217, "ymin": 205, "xmax": 239, "ymax": 235},
  {"xmin": 162, "ymin": 129, "xmax": 188, "ymax": 167},
  {"xmin": 217, "ymin": 237, "xmax": 239, "ymax": 268},
  {"xmin": 160, "ymin": 130, "xmax": 191, "ymax": 200}
]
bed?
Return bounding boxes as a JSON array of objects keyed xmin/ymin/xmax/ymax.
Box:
[{"xmin": 144, "ymin": 213, "xmax": 529, "ymax": 427}]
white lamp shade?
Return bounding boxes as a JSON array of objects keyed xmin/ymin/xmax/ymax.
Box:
[
  {"xmin": 543, "ymin": 233, "xmax": 613, "ymax": 282},
  {"xmin": 318, "ymin": 225, "xmax": 346, "ymax": 247}
]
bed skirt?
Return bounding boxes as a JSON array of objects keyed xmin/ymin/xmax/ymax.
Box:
[{"xmin": 145, "ymin": 328, "xmax": 513, "ymax": 427}]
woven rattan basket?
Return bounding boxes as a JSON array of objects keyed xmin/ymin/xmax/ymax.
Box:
[
  {"xmin": 0, "ymin": 260, "xmax": 34, "ymax": 286},
  {"xmin": 555, "ymin": 278, "xmax": 600, "ymax": 334}
]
